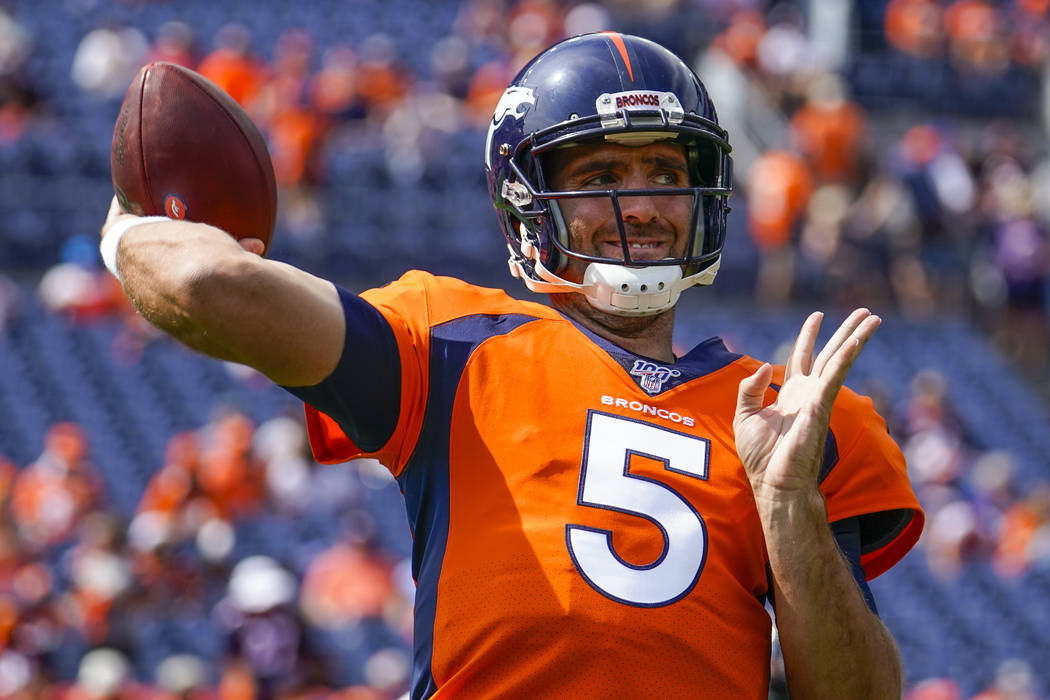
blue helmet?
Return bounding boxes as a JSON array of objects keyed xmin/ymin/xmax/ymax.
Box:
[{"xmin": 485, "ymin": 32, "xmax": 733, "ymax": 315}]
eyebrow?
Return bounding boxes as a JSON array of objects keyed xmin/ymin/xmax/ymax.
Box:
[{"xmin": 563, "ymin": 152, "xmax": 688, "ymax": 182}]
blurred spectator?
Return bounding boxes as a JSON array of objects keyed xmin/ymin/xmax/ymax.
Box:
[
  {"xmin": 904, "ymin": 677, "xmax": 964, "ymax": 700},
  {"xmin": 754, "ymin": 5, "xmax": 818, "ymax": 107},
  {"xmin": 746, "ymin": 149, "xmax": 813, "ymax": 304},
  {"xmin": 428, "ymin": 35, "xmax": 472, "ymax": 100},
  {"xmin": 462, "ymin": 55, "xmax": 514, "ymax": 127},
  {"xmin": 0, "ymin": 6, "xmax": 36, "ymax": 143},
  {"xmin": 972, "ymin": 658, "xmax": 1043, "ymax": 700},
  {"xmin": 504, "ymin": 0, "xmax": 563, "ymax": 69},
  {"xmin": 137, "ymin": 411, "xmax": 264, "ymax": 528},
  {"xmin": 70, "ymin": 24, "xmax": 148, "ymax": 99},
  {"xmin": 309, "ymin": 44, "xmax": 363, "ymax": 122},
  {"xmin": 47, "ymin": 646, "xmax": 154, "ymax": 699},
  {"xmin": 253, "ymin": 415, "xmax": 313, "ymax": 514},
  {"xmin": 9, "ymin": 423, "xmax": 103, "ymax": 552},
  {"xmin": 0, "ymin": 7, "xmax": 30, "ymax": 78},
  {"xmin": 354, "ymin": 34, "xmax": 412, "ymax": 118},
  {"xmin": 972, "ymin": 153, "xmax": 1050, "ymax": 381},
  {"xmin": 993, "ymin": 484, "xmax": 1050, "ymax": 578},
  {"xmin": 561, "ymin": 3, "xmax": 611, "ymax": 42},
  {"xmin": 884, "ymin": 0, "xmax": 944, "ymax": 58},
  {"xmin": 196, "ymin": 412, "xmax": 264, "ymax": 521},
  {"xmin": 154, "ymin": 653, "xmax": 214, "ymax": 699},
  {"xmin": 196, "ymin": 24, "xmax": 267, "ymax": 108},
  {"xmin": 789, "ymin": 72, "xmax": 867, "ymax": 186},
  {"xmin": 38, "ymin": 236, "xmax": 127, "ymax": 322},
  {"xmin": 299, "ymin": 533, "xmax": 396, "ymax": 629},
  {"xmin": 844, "ymin": 172, "xmax": 934, "ymax": 317},
  {"xmin": 452, "ymin": 0, "xmax": 509, "ymax": 56},
  {"xmin": 943, "ymin": 0, "xmax": 1010, "ymax": 76},
  {"xmin": 213, "ymin": 556, "xmax": 328, "ymax": 699},
  {"xmin": 60, "ymin": 512, "xmax": 132, "ymax": 645},
  {"xmin": 146, "ymin": 21, "xmax": 197, "ymax": 69},
  {"xmin": 708, "ymin": 9, "xmax": 765, "ymax": 71}
]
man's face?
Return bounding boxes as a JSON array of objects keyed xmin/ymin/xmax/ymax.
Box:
[{"xmin": 544, "ymin": 140, "xmax": 693, "ymax": 283}]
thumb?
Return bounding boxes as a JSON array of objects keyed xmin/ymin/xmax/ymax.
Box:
[{"xmin": 736, "ymin": 362, "xmax": 773, "ymax": 419}]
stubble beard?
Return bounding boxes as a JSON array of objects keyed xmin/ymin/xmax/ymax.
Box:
[{"xmin": 549, "ymin": 285, "xmax": 676, "ymax": 339}]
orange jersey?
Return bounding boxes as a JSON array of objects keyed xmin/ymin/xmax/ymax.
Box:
[{"xmin": 300, "ymin": 271, "xmax": 923, "ymax": 699}]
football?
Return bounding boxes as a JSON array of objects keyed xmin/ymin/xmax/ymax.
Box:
[{"xmin": 110, "ymin": 62, "xmax": 277, "ymax": 253}]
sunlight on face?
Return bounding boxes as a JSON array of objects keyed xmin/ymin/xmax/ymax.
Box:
[{"xmin": 545, "ymin": 141, "xmax": 693, "ymax": 275}]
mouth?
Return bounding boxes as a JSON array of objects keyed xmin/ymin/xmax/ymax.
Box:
[{"xmin": 599, "ymin": 239, "xmax": 670, "ymax": 261}]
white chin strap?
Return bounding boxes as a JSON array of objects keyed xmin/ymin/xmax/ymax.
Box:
[{"xmin": 508, "ymin": 250, "xmax": 721, "ymax": 317}]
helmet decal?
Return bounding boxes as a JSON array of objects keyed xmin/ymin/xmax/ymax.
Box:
[
  {"xmin": 484, "ymin": 86, "xmax": 535, "ymax": 169},
  {"xmin": 600, "ymin": 31, "xmax": 635, "ymax": 81}
]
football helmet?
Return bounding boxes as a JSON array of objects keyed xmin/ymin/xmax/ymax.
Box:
[{"xmin": 485, "ymin": 32, "xmax": 733, "ymax": 316}]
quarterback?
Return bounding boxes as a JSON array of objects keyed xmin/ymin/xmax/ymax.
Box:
[{"xmin": 101, "ymin": 32, "xmax": 922, "ymax": 699}]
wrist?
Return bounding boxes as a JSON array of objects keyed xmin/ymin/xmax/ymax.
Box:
[
  {"xmin": 751, "ymin": 478, "xmax": 826, "ymax": 514},
  {"xmin": 100, "ymin": 214, "xmax": 169, "ymax": 281},
  {"xmin": 753, "ymin": 484, "xmax": 828, "ymax": 540}
]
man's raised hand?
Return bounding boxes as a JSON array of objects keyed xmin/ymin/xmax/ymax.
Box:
[{"xmin": 733, "ymin": 309, "xmax": 881, "ymax": 507}]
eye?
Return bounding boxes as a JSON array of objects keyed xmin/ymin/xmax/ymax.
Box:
[
  {"xmin": 581, "ymin": 172, "xmax": 616, "ymax": 188},
  {"xmin": 653, "ymin": 170, "xmax": 685, "ymax": 186}
]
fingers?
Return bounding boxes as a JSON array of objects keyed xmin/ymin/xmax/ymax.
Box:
[
  {"xmin": 735, "ymin": 362, "xmax": 773, "ymax": 419},
  {"xmin": 811, "ymin": 308, "xmax": 872, "ymax": 376},
  {"xmin": 238, "ymin": 238, "xmax": 265, "ymax": 256},
  {"xmin": 823, "ymin": 313, "xmax": 880, "ymax": 380},
  {"xmin": 102, "ymin": 196, "xmax": 123, "ymax": 237},
  {"xmin": 817, "ymin": 313, "xmax": 880, "ymax": 405},
  {"xmin": 786, "ymin": 312, "xmax": 823, "ymax": 379}
]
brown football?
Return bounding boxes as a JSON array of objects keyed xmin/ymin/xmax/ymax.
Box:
[{"xmin": 110, "ymin": 62, "xmax": 277, "ymax": 253}]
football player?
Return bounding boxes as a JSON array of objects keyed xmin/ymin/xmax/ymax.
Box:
[{"xmin": 101, "ymin": 32, "xmax": 922, "ymax": 699}]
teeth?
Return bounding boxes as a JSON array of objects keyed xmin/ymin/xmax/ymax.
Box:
[{"xmin": 629, "ymin": 243, "xmax": 658, "ymax": 249}]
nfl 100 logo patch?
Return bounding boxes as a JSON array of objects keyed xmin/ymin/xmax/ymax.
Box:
[{"xmin": 629, "ymin": 360, "xmax": 681, "ymax": 395}]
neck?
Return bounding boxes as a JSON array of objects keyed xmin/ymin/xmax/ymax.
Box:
[{"xmin": 550, "ymin": 293, "xmax": 676, "ymax": 362}]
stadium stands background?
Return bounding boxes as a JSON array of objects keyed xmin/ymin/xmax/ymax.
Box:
[{"xmin": 0, "ymin": 0, "xmax": 1048, "ymax": 698}]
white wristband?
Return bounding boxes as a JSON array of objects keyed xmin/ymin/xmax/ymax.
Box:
[{"xmin": 99, "ymin": 215, "xmax": 169, "ymax": 282}]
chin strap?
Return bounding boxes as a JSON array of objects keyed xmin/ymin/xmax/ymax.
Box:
[{"xmin": 507, "ymin": 246, "xmax": 721, "ymax": 317}]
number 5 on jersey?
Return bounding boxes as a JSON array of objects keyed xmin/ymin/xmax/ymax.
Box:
[{"xmin": 566, "ymin": 411, "xmax": 710, "ymax": 607}]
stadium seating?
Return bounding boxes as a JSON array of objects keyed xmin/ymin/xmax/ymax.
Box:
[{"xmin": 2, "ymin": 0, "xmax": 1049, "ymax": 696}]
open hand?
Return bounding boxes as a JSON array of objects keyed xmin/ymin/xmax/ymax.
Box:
[{"xmin": 733, "ymin": 309, "xmax": 881, "ymax": 506}]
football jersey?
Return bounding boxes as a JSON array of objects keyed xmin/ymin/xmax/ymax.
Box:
[{"xmin": 297, "ymin": 271, "xmax": 923, "ymax": 700}]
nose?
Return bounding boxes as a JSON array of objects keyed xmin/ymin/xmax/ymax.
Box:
[{"xmin": 618, "ymin": 191, "xmax": 660, "ymax": 224}]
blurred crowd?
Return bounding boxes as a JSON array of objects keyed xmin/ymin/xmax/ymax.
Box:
[
  {"xmin": 3, "ymin": 382, "xmax": 1048, "ymax": 698},
  {"xmin": 2, "ymin": 0, "xmax": 1047, "ymax": 393},
  {"xmin": 694, "ymin": 3, "xmax": 1050, "ymax": 403},
  {"xmin": 882, "ymin": 368, "xmax": 1050, "ymax": 582},
  {"xmin": 0, "ymin": 0, "xmax": 1049, "ymax": 697},
  {"xmin": 1, "ymin": 412, "xmax": 415, "ymax": 699}
]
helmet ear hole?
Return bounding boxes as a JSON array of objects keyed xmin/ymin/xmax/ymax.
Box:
[
  {"xmin": 689, "ymin": 139, "xmax": 721, "ymax": 187},
  {"xmin": 544, "ymin": 203, "xmax": 571, "ymax": 274}
]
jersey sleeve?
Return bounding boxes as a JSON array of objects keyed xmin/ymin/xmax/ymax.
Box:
[
  {"xmin": 820, "ymin": 388, "xmax": 924, "ymax": 579},
  {"xmin": 299, "ymin": 273, "xmax": 434, "ymax": 477},
  {"xmin": 284, "ymin": 285, "xmax": 401, "ymax": 454}
]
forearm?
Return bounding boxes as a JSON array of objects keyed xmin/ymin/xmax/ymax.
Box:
[
  {"xmin": 116, "ymin": 218, "xmax": 251, "ymax": 357},
  {"xmin": 760, "ymin": 490, "xmax": 902, "ymax": 700},
  {"xmin": 109, "ymin": 215, "xmax": 344, "ymax": 386}
]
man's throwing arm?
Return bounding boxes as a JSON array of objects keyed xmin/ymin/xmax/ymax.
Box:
[{"xmin": 101, "ymin": 205, "xmax": 345, "ymax": 388}]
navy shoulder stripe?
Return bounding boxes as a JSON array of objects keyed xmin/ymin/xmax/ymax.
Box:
[{"xmin": 398, "ymin": 311, "xmax": 540, "ymax": 699}]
